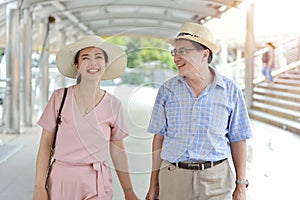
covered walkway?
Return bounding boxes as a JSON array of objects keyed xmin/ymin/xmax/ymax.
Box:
[
  {"xmin": 1, "ymin": 1, "xmax": 299, "ymax": 200},
  {"xmin": 0, "ymin": 0, "xmax": 256, "ymax": 134}
]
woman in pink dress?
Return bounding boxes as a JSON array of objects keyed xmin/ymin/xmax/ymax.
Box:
[{"xmin": 33, "ymin": 35, "xmax": 139, "ymax": 200}]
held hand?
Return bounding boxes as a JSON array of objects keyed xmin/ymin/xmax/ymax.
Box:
[
  {"xmin": 32, "ymin": 186, "xmax": 48, "ymax": 200},
  {"xmin": 124, "ymin": 190, "xmax": 139, "ymax": 200},
  {"xmin": 145, "ymin": 184, "xmax": 159, "ymax": 200}
]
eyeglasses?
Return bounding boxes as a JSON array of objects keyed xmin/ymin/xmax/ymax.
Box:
[{"xmin": 170, "ymin": 48, "xmax": 197, "ymax": 56}]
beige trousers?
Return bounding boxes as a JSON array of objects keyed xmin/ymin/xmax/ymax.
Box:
[{"xmin": 158, "ymin": 159, "xmax": 235, "ymax": 200}]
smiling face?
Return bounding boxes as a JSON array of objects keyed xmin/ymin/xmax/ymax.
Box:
[
  {"xmin": 173, "ymin": 39, "xmax": 208, "ymax": 78},
  {"xmin": 74, "ymin": 47, "xmax": 107, "ymax": 81}
]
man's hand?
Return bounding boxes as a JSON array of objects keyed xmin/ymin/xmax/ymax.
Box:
[{"xmin": 145, "ymin": 184, "xmax": 159, "ymax": 200}]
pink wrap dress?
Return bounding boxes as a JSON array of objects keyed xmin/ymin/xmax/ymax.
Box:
[{"xmin": 38, "ymin": 86, "xmax": 129, "ymax": 200}]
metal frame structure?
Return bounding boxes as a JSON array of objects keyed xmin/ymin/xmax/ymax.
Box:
[
  {"xmin": 0, "ymin": 0, "xmax": 248, "ymax": 133},
  {"xmin": 0, "ymin": 0, "xmax": 244, "ymax": 47}
]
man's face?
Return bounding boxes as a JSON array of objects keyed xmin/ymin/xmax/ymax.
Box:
[{"xmin": 173, "ymin": 39, "xmax": 206, "ymax": 78}]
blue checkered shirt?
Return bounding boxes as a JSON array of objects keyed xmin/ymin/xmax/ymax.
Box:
[{"xmin": 147, "ymin": 69, "xmax": 253, "ymax": 163}]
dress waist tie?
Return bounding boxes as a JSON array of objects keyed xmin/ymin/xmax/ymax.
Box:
[
  {"xmin": 54, "ymin": 160, "xmax": 110, "ymax": 198},
  {"xmin": 93, "ymin": 162, "xmax": 110, "ymax": 198}
]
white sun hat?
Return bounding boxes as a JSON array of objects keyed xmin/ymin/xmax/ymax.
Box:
[{"xmin": 56, "ymin": 35, "xmax": 127, "ymax": 80}]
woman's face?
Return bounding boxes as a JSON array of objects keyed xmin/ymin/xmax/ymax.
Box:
[{"xmin": 75, "ymin": 47, "xmax": 107, "ymax": 80}]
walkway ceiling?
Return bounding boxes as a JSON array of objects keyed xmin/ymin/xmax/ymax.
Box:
[{"xmin": 0, "ymin": 0, "xmax": 244, "ymax": 49}]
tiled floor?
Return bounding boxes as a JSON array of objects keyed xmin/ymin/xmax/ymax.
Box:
[{"xmin": 0, "ymin": 119, "xmax": 300, "ymax": 200}]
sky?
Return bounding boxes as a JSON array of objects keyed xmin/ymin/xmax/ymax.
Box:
[{"xmin": 206, "ymin": 0, "xmax": 300, "ymax": 44}]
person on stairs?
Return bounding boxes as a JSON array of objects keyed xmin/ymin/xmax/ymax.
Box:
[{"xmin": 262, "ymin": 42, "xmax": 276, "ymax": 82}]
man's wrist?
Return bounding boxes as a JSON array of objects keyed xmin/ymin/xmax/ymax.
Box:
[{"xmin": 235, "ymin": 179, "xmax": 249, "ymax": 188}]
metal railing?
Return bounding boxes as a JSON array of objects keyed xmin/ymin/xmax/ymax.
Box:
[{"xmin": 218, "ymin": 36, "xmax": 300, "ymax": 88}]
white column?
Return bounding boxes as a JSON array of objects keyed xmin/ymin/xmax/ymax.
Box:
[
  {"xmin": 38, "ymin": 18, "xmax": 49, "ymax": 110},
  {"xmin": 57, "ymin": 32, "xmax": 67, "ymax": 87},
  {"xmin": 244, "ymin": 1, "xmax": 255, "ymax": 109},
  {"xmin": 20, "ymin": 8, "xmax": 32, "ymax": 126},
  {"xmin": 5, "ymin": 1, "xmax": 20, "ymax": 133}
]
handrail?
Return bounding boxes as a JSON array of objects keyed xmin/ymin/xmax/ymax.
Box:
[{"xmin": 218, "ymin": 36, "xmax": 300, "ymax": 88}]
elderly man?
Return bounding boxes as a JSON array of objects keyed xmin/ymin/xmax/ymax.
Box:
[{"xmin": 146, "ymin": 22, "xmax": 252, "ymax": 200}]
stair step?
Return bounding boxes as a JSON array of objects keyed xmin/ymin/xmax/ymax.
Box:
[
  {"xmin": 273, "ymin": 78, "xmax": 300, "ymax": 86},
  {"xmin": 278, "ymin": 74, "xmax": 300, "ymax": 80},
  {"xmin": 249, "ymin": 110, "xmax": 300, "ymax": 134},
  {"xmin": 252, "ymin": 102, "xmax": 300, "ymax": 122},
  {"xmin": 289, "ymin": 69, "xmax": 300, "ymax": 75},
  {"xmin": 256, "ymin": 82, "xmax": 300, "ymax": 94},
  {"xmin": 253, "ymin": 94, "xmax": 300, "ymax": 111},
  {"xmin": 253, "ymin": 87, "xmax": 300, "ymax": 102},
  {"xmin": 251, "ymin": 65, "xmax": 300, "ymax": 134}
]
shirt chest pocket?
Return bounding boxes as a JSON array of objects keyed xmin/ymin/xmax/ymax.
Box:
[
  {"xmin": 165, "ymin": 101, "xmax": 182, "ymax": 134},
  {"xmin": 209, "ymin": 102, "xmax": 231, "ymax": 133}
]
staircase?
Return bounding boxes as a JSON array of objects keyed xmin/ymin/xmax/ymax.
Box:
[{"xmin": 249, "ymin": 66, "xmax": 300, "ymax": 134}]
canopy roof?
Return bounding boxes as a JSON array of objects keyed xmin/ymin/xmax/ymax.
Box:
[{"xmin": 0, "ymin": 0, "xmax": 243, "ymax": 47}]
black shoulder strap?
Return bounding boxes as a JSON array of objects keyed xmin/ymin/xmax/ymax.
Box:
[{"xmin": 51, "ymin": 88, "xmax": 68, "ymax": 150}]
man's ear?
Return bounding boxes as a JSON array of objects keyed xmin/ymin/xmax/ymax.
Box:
[{"xmin": 203, "ymin": 49, "xmax": 209, "ymax": 58}]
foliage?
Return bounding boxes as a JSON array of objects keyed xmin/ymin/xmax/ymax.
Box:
[{"xmin": 106, "ymin": 36, "xmax": 176, "ymax": 70}]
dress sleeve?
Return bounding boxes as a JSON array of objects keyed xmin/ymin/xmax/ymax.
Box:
[
  {"xmin": 110, "ymin": 99, "xmax": 129, "ymax": 141},
  {"xmin": 37, "ymin": 88, "xmax": 64, "ymax": 133}
]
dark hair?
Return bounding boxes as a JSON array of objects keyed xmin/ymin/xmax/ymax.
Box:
[
  {"xmin": 176, "ymin": 38, "xmax": 213, "ymax": 63},
  {"xmin": 190, "ymin": 40, "xmax": 213, "ymax": 64},
  {"xmin": 74, "ymin": 47, "xmax": 108, "ymax": 65},
  {"xmin": 266, "ymin": 42, "xmax": 275, "ymax": 49}
]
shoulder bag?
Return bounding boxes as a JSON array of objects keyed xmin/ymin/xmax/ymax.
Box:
[{"xmin": 45, "ymin": 87, "xmax": 68, "ymax": 189}]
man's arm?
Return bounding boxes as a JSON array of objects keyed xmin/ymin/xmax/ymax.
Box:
[
  {"xmin": 230, "ymin": 140, "xmax": 247, "ymax": 200},
  {"xmin": 146, "ymin": 134, "xmax": 164, "ymax": 200}
]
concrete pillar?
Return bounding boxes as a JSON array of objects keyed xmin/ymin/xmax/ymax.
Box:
[
  {"xmin": 244, "ymin": 1, "xmax": 255, "ymax": 109},
  {"xmin": 4, "ymin": 1, "xmax": 20, "ymax": 133},
  {"xmin": 38, "ymin": 18, "xmax": 50, "ymax": 110},
  {"xmin": 298, "ymin": 35, "xmax": 300, "ymax": 61},
  {"xmin": 20, "ymin": 8, "xmax": 33, "ymax": 126},
  {"xmin": 57, "ymin": 32, "xmax": 67, "ymax": 87},
  {"xmin": 219, "ymin": 40, "xmax": 228, "ymax": 67}
]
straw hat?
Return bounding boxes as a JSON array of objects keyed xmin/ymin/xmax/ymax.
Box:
[
  {"xmin": 168, "ymin": 22, "xmax": 220, "ymax": 54},
  {"xmin": 56, "ymin": 35, "xmax": 127, "ymax": 80}
]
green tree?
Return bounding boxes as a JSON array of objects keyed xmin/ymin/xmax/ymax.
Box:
[{"xmin": 107, "ymin": 36, "xmax": 176, "ymax": 70}]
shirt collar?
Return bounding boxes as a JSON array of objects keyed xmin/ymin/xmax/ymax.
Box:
[
  {"xmin": 209, "ymin": 67, "xmax": 225, "ymax": 89},
  {"xmin": 176, "ymin": 67, "xmax": 225, "ymax": 89}
]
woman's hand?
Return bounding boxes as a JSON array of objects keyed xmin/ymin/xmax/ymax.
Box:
[
  {"xmin": 124, "ymin": 188, "xmax": 139, "ymax": 200},
  {"xmin": 32, "ymin": 185, "xmax": 48, "ymax": 200}
]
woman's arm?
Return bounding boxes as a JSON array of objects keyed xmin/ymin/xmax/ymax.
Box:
[
  {"xmin": 32, "ymin": 129, "xmax": 54, "ymax": 200},
  {"xmin": 110, "ymin": 140, "xmax": 139, "ymax": 200}
]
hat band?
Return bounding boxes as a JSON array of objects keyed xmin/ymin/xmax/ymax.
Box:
[
  {"xmin": 177, "ymin": 32, "xmax": 201, "ymax": 38},
  {"xmin": 177, "ymin": 32, "xmax": 209, "ymax": 50}
]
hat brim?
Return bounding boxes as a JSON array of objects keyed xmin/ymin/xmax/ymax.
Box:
[
  {"xmin": 56, "ymin": 36, "xmax": 127, "ymax": 80},
  {"xmin": 167, "ymin": 35, "xmax": 220, "ymax": 54}
]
